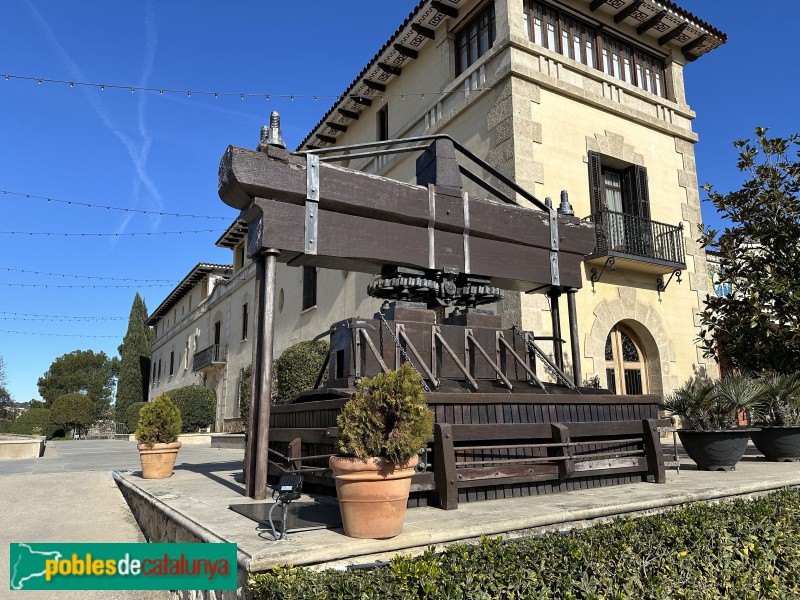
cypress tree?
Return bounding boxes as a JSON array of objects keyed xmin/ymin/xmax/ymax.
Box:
[{"xmin": 115, "ymin": 293, "xmax": 153, "ymax": 420}]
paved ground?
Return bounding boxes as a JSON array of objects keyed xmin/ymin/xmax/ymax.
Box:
[
  {"xmin": 115, "ymin": 449, "xmax": 800, "ymax": 573},
  {"xmin": 0, "ymin": 439, "xmax": 239, "ymax": 476},
  {"xmin": 0, "ymin": 440, "xmax": 244, "ymax": 599}
]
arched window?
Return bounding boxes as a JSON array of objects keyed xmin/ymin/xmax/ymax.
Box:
[{"xmin": 604, "ymin": 325, "xmax": 646, "ymax": 395}]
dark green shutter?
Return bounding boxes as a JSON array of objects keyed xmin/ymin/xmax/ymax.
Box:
[
  {"xmin": 635, "ymin": 165, "xmax": 651, "ymax": 221},
  {"xmin": 588, "ymin": 151, "xmax": 603, "ymax": 215}
]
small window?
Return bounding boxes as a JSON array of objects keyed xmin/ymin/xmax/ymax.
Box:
[
  {"xmin": 184, "ymin": 341, "xmax": 189, "ymax": 370},
  {"xmin": 377, "ymin": 105, "xmax": 389, "ymax": 142},
  {"xmin": 455, "ymin": 3, "xmax": 496, "ymax": 75},
  {"xmin": 302, "ymin": 266, "xmax": 317, "ymax": 311},
  {"xmin": 157, "ymin": 359, "xmax": 162, "ymax": 383},
  {"xmin": 152, "ymin": 361, "xmax": 157, "ymax": 385},
  {"xmin": 241, "ymin": 303, "xmax": 249, "ymax": 341},
  {"xmin": 169, "ymin": 351, "xmax": 174, "ymax": 376}
]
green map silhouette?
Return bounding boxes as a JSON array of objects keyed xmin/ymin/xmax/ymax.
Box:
[{"xmin": 10, "ymin": 544, "xmax": 62, "ymax": 590}]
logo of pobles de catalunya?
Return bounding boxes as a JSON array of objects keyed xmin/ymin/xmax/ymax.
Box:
[{"xmin": 9, "ymin": 543, "xmax": 237, "ymax": 591}]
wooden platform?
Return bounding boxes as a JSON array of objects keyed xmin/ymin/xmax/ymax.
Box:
[{"xmin": 268, "ymin": 392, "xmax": 666, "ymax": 507}]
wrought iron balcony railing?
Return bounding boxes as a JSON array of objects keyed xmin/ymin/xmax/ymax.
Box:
[
  {"xmin": 587, "ymin": 210, "xmax": 686, "ymax": 269},
  {"xmin": 192, "ymin": 344, "xmax": 227, "ymax": 372}
]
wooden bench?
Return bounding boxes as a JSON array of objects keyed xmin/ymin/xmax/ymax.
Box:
[{"xmin": 433, "ymin": 419, "xmax": 669, "ymax": 509}]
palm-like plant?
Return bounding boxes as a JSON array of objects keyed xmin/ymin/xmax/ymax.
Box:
[
  {"xmin": 660, "ymin": 375, "xmax": 764, "ymax": 431},
  {"xmin": 756, "ymin": 373, "xmax": 800, "ymax": 426}
]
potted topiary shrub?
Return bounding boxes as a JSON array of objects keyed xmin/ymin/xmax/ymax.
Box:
[
  {"xmin": 660, "ymin": 375, "xmax": 762, "ymax": 471},
  {"xmin": 329, "ymin": 362, "xmax": 434, "ymax": 539},
  {"xmin": 136, "ymin": 394, "xmax": 182, "ymax": 479},
  {"xmin": 750, "ymin": 373, "xmax": 800, "ymax": 461}
]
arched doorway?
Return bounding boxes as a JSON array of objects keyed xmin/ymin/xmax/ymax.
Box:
[{"xmin": 604, "ymin": 325, "xmax": 647, "ymax": 395}]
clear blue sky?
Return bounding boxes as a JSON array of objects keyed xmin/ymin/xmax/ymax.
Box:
[{"xmin": 1, "ymin": 1, "xmax": 797, "ymax": 404}]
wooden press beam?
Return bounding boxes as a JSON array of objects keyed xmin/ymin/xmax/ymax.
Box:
[
  {"xmin": 378, "ymin": 62, "xmax": 402, "ymax": 77},
  {"xmin": 588, "ymin": 0, "xmax": 605, "ymax": 12},
  {"xmin": 218, "ymin": 144, "xmax": 597, "ymax": 291}
]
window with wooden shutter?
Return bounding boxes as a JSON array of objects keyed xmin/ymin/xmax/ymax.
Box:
[{"xmin": 588, "ymin": 152, "xmax": 654, "ymax": 257}]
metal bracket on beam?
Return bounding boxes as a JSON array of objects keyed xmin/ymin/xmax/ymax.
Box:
[
  {"xmin": 427, "ymin": 185, "xmax": 436, "ymax": 269},
  {"xmin": 549, "ymin": 209, "xmax": 560, "ymax": 286},
  {"xmin": 589, "ymin": 256, "xmax": 616, "ymax": 292},
  {"xmin": 462, "ymin": 191, "xmax": 471, "ymax": 274},
  {"xmin": 656, "ymin": 269, "xmax": 682, "ymax": 301},
  {"xmin": 305, "ymin": 153, "xmax": 320, "ymax": 255}
]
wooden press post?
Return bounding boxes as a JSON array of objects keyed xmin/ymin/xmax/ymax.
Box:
[
  {"xmin": 245, "ymin": 247, "xmax": 280, "ymax": 499},
  {"xmin": 566, "ymin": 288, "xmax": 581, "ymax": 387}
]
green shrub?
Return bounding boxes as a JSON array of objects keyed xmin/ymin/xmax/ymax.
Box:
[
  {"xmin": 250, "ymin": 488, "xmax": 800, "ymax": 599},
  {"xmin": 756, "ymin": 372, "xmax": 800, "ymax": 426},
  {"xmin": 123, "ymin": 402, "xmax": 147, "ymax": 433},
  {"xmin": 336, "ymin": 362, "xmax": 433, "ymax": 464},
  {"xmin": 167, "ymin": 385, "xmax": 216, "ymax": 433},
  {"xmin": 274, "ymin": 340, "xmax": 329, "ymax": 405},
  {"xmin": 660, "ymin": 374, "xmax": 764, "ymax": 430},
  {"xmin": 135, "ymin": 394, "xmax": 181, "ymax": 446},
  {"xmin": 11, "ymin": 408, "xmax": 58, "ymax": 438}
]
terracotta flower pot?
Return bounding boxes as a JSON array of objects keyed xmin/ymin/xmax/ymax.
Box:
[
  {"xmin": 750, "ymin": 426, "xmax": 800, "ymax": 462},
  {"xmin": 138, "ymin": 441, "xmax": 182, "ymax": 479},
  {"xmin": 329, "ymin": 455, "xmax": 418, "ymax": 539}
]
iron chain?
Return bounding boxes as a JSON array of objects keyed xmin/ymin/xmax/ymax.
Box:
[{"xmin": 378, "ymin": 311, "xmax": 431, "ymax": 393}]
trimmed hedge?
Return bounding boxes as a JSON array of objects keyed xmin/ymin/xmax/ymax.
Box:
[
  {"xmin": 10, "ymin": 408, "xmax": 59, "ymax": 438},
  {"xmin": 168, "ymin": 385, "xmax": 216, "ymax": 433},
  {"xmin": 274, "ymin": 340, "xmax": 329, "ymax": 405},
  {"xmin": 250, "ymin": 488, "xmax": 800, "ymax": 599}
]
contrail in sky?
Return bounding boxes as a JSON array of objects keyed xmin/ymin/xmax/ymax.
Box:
[{"xmin": 24, "ymin": 0, "xmax": 163, "ymax": 236}]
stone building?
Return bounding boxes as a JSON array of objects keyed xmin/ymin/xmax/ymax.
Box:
[{"xmin": 147, "ymin": 0, "xmax": 725, "ymax": 430}]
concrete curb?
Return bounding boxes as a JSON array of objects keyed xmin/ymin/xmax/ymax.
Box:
[{"xmin": 112, "ymin": 471, "xmax": 253, "ymax": 572}]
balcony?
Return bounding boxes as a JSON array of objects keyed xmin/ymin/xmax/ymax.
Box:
[
  {"xmin": 193, "ymin": 344, "xmax": 227, "ymax": 372},
  {"xmin": 585, "ymin": 210, "xmax": 686, "ymax": 274}
]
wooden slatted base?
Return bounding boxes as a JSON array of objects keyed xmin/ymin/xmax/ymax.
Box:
[{"xmin": 267, "ymin": 393, "xmax": 666, "ymax": 507}]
